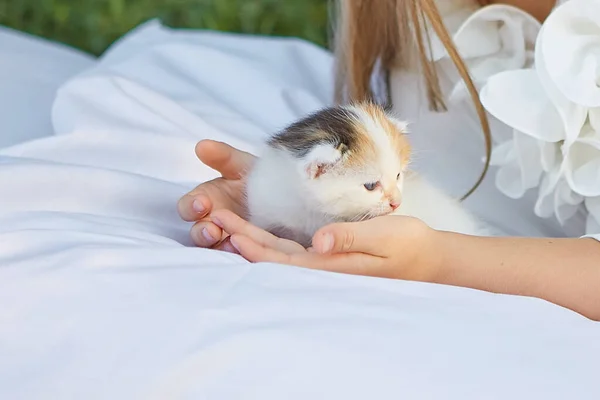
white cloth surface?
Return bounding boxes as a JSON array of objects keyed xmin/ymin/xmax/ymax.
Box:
[
  {"xmin": 0, "ymin": 25, "xmax": 95, "ymax": 148},
  {"xmin": 1, "ymin": 18, "xmax": 600, "ymax": 400},
  {"xmin": 393, "ymin": 0, "xmax": 600, "ymax": 241},
  {"xmin": 391, "ymin": 1, "xmax": 591, "ymax": 238},
  {"xmin": 479, "ymin": 0, "xmax": 600, "ymax": 238}
]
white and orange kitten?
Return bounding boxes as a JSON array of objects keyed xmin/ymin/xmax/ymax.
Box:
[{"xmin": 245, "ymin": 103, "xmax": 485, "ymax": 247}]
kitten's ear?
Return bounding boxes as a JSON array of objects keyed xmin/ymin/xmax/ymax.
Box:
[
  {"xmin": 389, "ymin": 117, "xmax": 410, "ymax": 134},
  {"xmin": 301, "ymin": 143, "xmax": 345, "ymax": 179}
]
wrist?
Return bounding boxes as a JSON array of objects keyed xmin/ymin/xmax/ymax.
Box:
[
  {"xmin": 405, "ymin": 222, "xmax": 447, "ymax": 283},
  {"xmin": 427, "ymin": 230, "xmax": 502, "ymax": 289},
  {"xmin": 421, "ymin": 228, "xmax": 447, "ymax": 283},
  {"xmin": 424, "ymin": 229, "xmax": 474, "ymax": 286}
]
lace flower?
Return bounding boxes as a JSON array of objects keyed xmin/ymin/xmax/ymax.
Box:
[{"xmin": 480, "ymin": 0, "xmax": 600, "ymax": 233}]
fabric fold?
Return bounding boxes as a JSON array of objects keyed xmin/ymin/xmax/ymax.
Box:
[{"xmin": 480, "ymin": 0, "xmax": 600, "ymax": 236}]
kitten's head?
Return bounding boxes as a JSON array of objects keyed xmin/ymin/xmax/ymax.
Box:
[{"xmin": 269, "ymin": 103, "xmax": 411, "ymax": 221}]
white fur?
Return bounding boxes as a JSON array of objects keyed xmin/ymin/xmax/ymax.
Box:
[
  {"xmin": 350, "ymin": 105, "xmax": 404, "ymax": 183},
  {"xmin": 246, "ymin": 146, "xmax": 339, "ymax": 246},
  {"xmin": 394, "ymin": 173, "xmax": 485, "ymax": 235},
  {"xmin": 246, "ymin": 116, "xmax": 486, "ymax": 247}
]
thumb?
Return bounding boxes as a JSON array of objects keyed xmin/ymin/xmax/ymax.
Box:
[
  {"xmin": 312, "ymin": 219, "xmax": 385, "ymax": 256},
  {"xmin": 195, "ymin": 140, "xmax": 255, "ymax": 180}
]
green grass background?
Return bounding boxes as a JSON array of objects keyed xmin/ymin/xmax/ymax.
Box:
[{"xmin": 0, "ymin": 0, "xmax": 330, "ymax": 56}]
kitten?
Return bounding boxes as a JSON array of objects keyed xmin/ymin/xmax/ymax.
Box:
[{"xmin": 245, "ymin": 103, "xmax": 484, "ymax": 247}]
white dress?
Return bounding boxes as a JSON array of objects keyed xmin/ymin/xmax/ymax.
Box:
[
  {"xmin": 391, "ymin": 0, "xmax": 600, "ymax": 239},
  {"xmin": 1, "ymin": 2, "xmax": 600, "ymax": 399}
]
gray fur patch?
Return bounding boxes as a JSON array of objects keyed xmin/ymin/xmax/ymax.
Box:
[{"xmin": 268, "ymin": 106, "xmax": 360, "ymax": 159}]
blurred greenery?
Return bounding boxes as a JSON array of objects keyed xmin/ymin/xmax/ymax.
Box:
[{"xmin": 0, "ymin": 0, "xmax": 330, "ymax": 56}]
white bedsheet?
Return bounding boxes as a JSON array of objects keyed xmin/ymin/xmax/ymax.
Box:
[
  {"xmin": 1, "ymin": 21, "xmax": 599, "ymax": 399},
  {"xmin": 0, "ymin": 25, "xmax": 95, "ymax": 148}
]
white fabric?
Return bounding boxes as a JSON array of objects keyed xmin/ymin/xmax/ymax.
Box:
[
  {"xmin": 479, "ymin": 0, "xmax": 600, "ymax": 239},
  {"xmin": 391, "ymin": 0, "xmax": 599, "ymax": 239},
  {"xmin": 1, "ymin": 14, "xmax": 600, "ymax": 400},
  {"xmin": 0, "ymin": 25, "xmax": 95, "ymax": 148},
  {"xmin": 389, "ymin": 3, "xmax": 580, "ymax": 237}
]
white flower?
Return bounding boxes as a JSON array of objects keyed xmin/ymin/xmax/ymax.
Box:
[
  {"xmin": 480, "ymin": 0, "xmax": 600, "ymax": 233},
  {"xmin": 429, "ymin": 4, "xmax": 541, "ymax": 103}
]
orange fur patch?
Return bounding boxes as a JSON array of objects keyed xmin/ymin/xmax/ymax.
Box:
[
  {"xmin": 341, "ymin": 102, "xmax": 411, "ymax": 169},
  {"xmin": 341, "ymin": 120, "xmax": 377, "ymax": 167}
]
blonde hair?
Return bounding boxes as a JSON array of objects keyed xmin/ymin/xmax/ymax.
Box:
[{"xmin": 333, "ymin": 0, "xmax": 492, "ymax": 199}]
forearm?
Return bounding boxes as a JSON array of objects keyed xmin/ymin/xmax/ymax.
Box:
[{"xmin": 432, "ymin": 232, "xmax": 600, "ymax": 320}]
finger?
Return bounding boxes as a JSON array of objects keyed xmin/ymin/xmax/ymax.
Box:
[
  {"xmin": 177, "ymin": 179, "xmax": 245, "ymax": 222},
  {"xmin": 312, "ymin": 217, "xmax": 394, "ymax": 256},
  {"xmin": 287, "ymin": 252, "xmax": 381, "ymax": 276},
  {"xmin": 195, "ymin": 140, "xmax": 255, "ymax": 180},
  {"xmin": 229, "ymin": 234, "xmax": 293, "ymax": 264},
  {"xmin": 213, "ymin": 236, "xmax": 240, "ymax": 254},
  {"xmin": 230, "ymin": 234, "xmax": 380, "ymax": 275},
  {"xmin": 210, "ymin": 209, "xmax": 280, "ymax": 248},
  {"xmin": 178, "ymin": 193, "xmax": 212, "ymax": 222},
  {"xmin": 212, "ymin": 210, "xmax": 308, "ymax": 254},
  {"xmin": 190, "ymin": 219, "xmax": 225, "ymax": 248}
]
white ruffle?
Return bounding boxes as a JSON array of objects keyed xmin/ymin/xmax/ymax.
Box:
[
  {"xmin": 479, "ymin": 0, "xmax": 600, "ymax": 235},
  {"xmin": 429, "ymin": 4, "xmax": 541, "ymax": 104}
]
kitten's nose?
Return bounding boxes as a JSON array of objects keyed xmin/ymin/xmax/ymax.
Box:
[{"xmin": 390, "ymin": 201, "xmax": 400, "ymax": 210}]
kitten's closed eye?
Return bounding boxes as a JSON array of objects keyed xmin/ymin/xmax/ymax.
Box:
[
  {"xmin": 397, "ymin": 173, "xmax": 401, "ymax": 180},
  {"xmin": 364, "ymin": 182, "xmax": 379, "ymax": 191}
]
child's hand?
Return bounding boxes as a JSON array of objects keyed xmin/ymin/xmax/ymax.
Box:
[
  {"xmin": 211, "ymin": 209, "xmax": 442, "ymax": 282},
  {"xmin": 177, "ymin": 140, "xmax": 255, "ymax": 248}
]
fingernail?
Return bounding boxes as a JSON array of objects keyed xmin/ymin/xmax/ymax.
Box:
[
  {"xmin": 318, "ymin": 233, "xmax": 333, "ymax": 253},
  {"xmin": 201, "ymin": 228, "xmax": 214, "ymax": 243},
  {"xmin": 211, "ymin": 216, "xmax": 223, "ymax": 228},
  {"xmin": 193, "ymin": 199, "xmax": 205, "ymax": 214},
  {"xmin": 222, "ymin": 241, "xmax": 238, "ymax": 254},
  {"xmin": 229, "ymin": 236, "xmax": 240, "ymax": 252}
]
